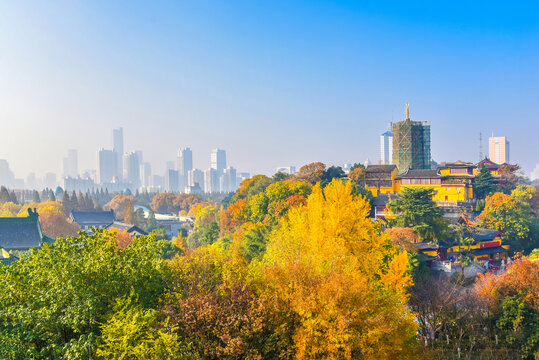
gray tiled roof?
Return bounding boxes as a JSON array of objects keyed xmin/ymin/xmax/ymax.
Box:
[
  {"xmin": 366, "ymin": 180, "xmax": 393, "ymax": 187},
  {"xmin": 365, "ymin": 165, "xmax": 397, "ymax": 173},
  {"xmin": 70, "ymin": 210, "xmax": 115, "ymax": 226},
  {"xmin": 106, "ymin": 221, "xmax": 148, "ymax": 235},
  {"xmin": 397, "ymin": 169, "xmax": 441, "ymax": 179},
  {"xmin": 0, "ymin": 210, "xmax": 46, "ymax": 250},
  {"xmin": 472, "ymin": 229, "xmax": 501, "ymax": 241}
]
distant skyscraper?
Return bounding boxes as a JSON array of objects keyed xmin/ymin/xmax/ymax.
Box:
[
  {"xmin": 210, "ymin": 149, "xmax": 226, "ymax": 175},
  {"xmin": 489, "ymin": 136, "xmax": 510, "ymax": 164},
  {"xmin": 26, "ymin": 172, "xmax": 37, "ymax": 190},
  {"xmin": 177, "ymin": 147, "xmax": 193, "ymax": 192},
  {"xmin": 276, "ymin": 166, "xmax": 296, "ymax": 175},
  {"xmin": 220, "ymin": 166, "xmax": 237, "ymax": 193},
  {"xmin": 165, "ymin": 169, "xmax": 179, "ymax": 192},
  {"xmin": 123, "ymin": 152, "xmax": 141, "ymax": 189},
  {"xmin": 392, "ymin": 103, "xmax": 431, "ymax": 173},
  {"xmin": 152, "ymin": 175, "xmax": 165, "ymax": 189},
  {"xmin": 380, "ymin": 123, "xmax": 393, "ymax": 165},
  {"xmin": 62, "ymin": 149, "xmax": 78, "ymax": 178},
  {"xmin": 113, "ymin": 127, "xmax": 124, "ymax": 179},
  {"xmin": 140, "ymin": 162, "xmax": 152, "ymax": 188},
  {"xmin": 188, "ymin": 169, "xmax": 204, "ymax": 188},
  {"xmin": 531, "ymin": 164, "xmax": 539, "ymax": 181},
  {"xmin": 97, "ymin": 149, "xmax": 117, "ymax": 184},
  {"xmin": 0, "ymin": 159, "xmax": 15, "ymax": 188},
  {"xmin": 204, "ymin": 168, "xmax": 219, "ymax": 193},
  {"xmin": 44, "ymin": 173, "xmax": 57, "ymax": 189},
  {"xmin": 177, "ymin": 147, "xmax": 193, "ymax": 177}
]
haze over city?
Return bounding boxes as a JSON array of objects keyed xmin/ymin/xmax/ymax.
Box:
[{"xmin": 0, "ymin": 1, "xmax": 538, "ymax": 180}]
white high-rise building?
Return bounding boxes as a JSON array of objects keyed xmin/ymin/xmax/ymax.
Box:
[
  {"xmin": 113, "ymin": 127, "xmax": 124, "ymax": 180},
  {"xmin": 220, "ymin": 166, "xmax": 237, "ymax": 193},
  {"xmin": 97, "ymin": 149, "xmax": 117, "ymax": 184},
  {"xmin": 165, "ymin": 169, "xmax": 179, "ymax": 192},
  {"xmin": 188, "ymin": 169, "xmax": 204, "ymax": 187},
  {"xmin": 178, "ymin": 147, "xmax": 193, "ymax": 177},
  {"xmin": 204, "ymin": 168, "xmax": 219, "ymax": 193},
  {"xmin": 123, "ymin": 152, "xmax": 141, "ymax": 189},
  {"xmin": 187, "ymin": 169, "xmax": 204, "ymax": 193},
  {"xmin": 178, "ymin": 147, "xmax": 193, "ymax": 192},
  {"xmin": 210, "ymin": 149, "xmax": 226, "ymax": 175},
  {"xmin": 62, "ymin": 149, "xmax": 78, "ymax": 178},
  {"xmin": 276, "ymin": 166, "xmax": 296, "ymax": 175},
  {"xmin": 140, "ymin": 162, "xmax": 152, "ymax": 188},
  {"xmin": 531, "ymin": 164, "xmax": 539, "ymax": 181},
  {"xmin": 380, "ymin": 123, "xmax": 393, "ymax": 165},
  {"xmin": 489, "ymin": 136, "xmax": 510, "ymax": 164}
]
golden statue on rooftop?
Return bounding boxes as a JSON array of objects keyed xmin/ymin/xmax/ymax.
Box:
[{"xmin": 406, "ymin": 102, "xmax": 410, "ymax": 120}]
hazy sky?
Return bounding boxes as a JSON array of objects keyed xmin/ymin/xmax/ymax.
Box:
[{"xmin": 0, "ymin": 0, "xmax": 538, "ymax": 179}]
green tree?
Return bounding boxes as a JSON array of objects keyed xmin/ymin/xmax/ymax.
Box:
[
  {"xmin": 0, "ymin": 230, "xmax": 167, "ymax": 358},
  {"xmin": 232, "ymin": 175, "xmax": 273, "ymax": 202},
  {"xmin": 350, "ymin": 162, "xmax": 365, "ymax": 171},
  {"xmin": 477, "ymin": 186, "xmax": 538, "ymax": 253},
  {"xmin": 187, "ymin": 205, "xmax": 220, "ymax": 248},
  {"xmin": 474, "ymin": 164, "xmax": 496, "ymax": 199},
  {"xmin": 321, "ymin": 166, "xmax": 346, "ymax": 187},
  {"xmin": 496, "ymin": 296, "xmax": 539, "ymax": 359},
  {"xmin": 97, "ymin": 293, "xmax": 194, "ymax": 360},
  {"xmin": 0, "ymin": 186, "xmax": 11, "ymax": 203},
  {"xmin": 9, "ymin": 190, "xmax": 18, "ymax": 204},
  {"xmin": 145, "ymin": 210, "xmax": 158, "ymax": 232},
  {"xmin": 33, "ymin": 190, "xmax": 41, "ymax": 203},
  {"xmin": 272, "ymin": 171, "xmax": 291, "ymax": 182},
  {"xmin": 387, "ymin": 187, "xmax": 447, "ymax": 240},
  {"xmin": 123, "ymin": 201, "xmax": 136, "ymax": 225},
  {"xmin": 78, "ymin": 192, "xmax": 87, "ymax": 210},
  {"xmin": 134, "ymin": 208, "xmax": 146, "ymax": 228}
]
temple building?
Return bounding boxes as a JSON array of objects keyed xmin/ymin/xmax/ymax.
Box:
[
  {"xmin": 0, "ymin": 208, "xmax": 53, "ymax": 252},
  {"xmin": 364, "ymin": 160, "xmax": 507, "ymax": 204},
  {"xmin": 418, "ymin": 228, "xmax": 509, "ymax": 264}
]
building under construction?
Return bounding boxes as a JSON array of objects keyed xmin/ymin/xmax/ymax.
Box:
[{"xmin": 392, "ymin": 103, "xmax": 431, "ymax": 173}]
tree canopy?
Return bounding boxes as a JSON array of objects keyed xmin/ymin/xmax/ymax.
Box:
[
  {"xmin": 474, "ymin": 164, "xmax": 496, "ymax": 199},
  {"xmin": 387, "ymin": 187, "xmax": 447, "ymax": 240}
]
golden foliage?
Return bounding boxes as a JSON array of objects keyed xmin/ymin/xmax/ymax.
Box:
[
  {"xmin": 17, "ymin": 201, "xmax": 80, "ymax": 238},
  {"xmin": 104, "ymin": 195, "xmax": 135, "ymax": 222},
  {"xmin": 256, "ymin": 180, "xmax": 417, "ymax": 359},
  {"xmin": 475, "ymin": 257, "xmax": 539, "ymax": 312}
]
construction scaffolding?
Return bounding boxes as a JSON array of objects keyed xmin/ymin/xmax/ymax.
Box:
[{"xmin": 392, "ymin": 117, "xmax": 431, "ymax": 173}]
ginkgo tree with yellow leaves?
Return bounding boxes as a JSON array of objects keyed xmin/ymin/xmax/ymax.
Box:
[{"xmin": 254, "ymin": 180, "xmax": 418, "ymax": 359}]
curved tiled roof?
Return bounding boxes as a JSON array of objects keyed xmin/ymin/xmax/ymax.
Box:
[
  {"xmin": 365, "ymin": 165, "xmax": 397, "ymax": 173},
  {"xmin": 0, "ymin": 210, "xmax": 48, "ymax": 250},
  {"xmin": 396, "ymin": 169, "xmax": 441, "ymax": 179},
  {"xmin": 70, "ymin": 210, "xmax": 115, "ymax": 226}
]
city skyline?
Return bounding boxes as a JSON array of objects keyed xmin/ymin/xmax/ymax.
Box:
[{"xmin": 0, "ymin": 1, "xmax": 538, "ymax": 179}]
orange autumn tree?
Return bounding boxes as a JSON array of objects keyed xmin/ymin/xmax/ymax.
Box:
[
  {"xmin": 475, "ymin": 257, "xmax": 539, "ymax": 312},
  {"xmin": 104, "ymin": 195, "xmax": 135, "ymax": 222},
  {"xmin": 385, "ymin": 227, "xmax": 420, "ymax": 252},
  {"xmin": 109, "ymin": 229, "xmax": 134, "ymax": 249},
  {"xmin": 256, "ymin": 180, "xmax": 417, "ymax": 359},
  {"xmin": 295, "ymin": 162, "xmax": 326, "ymax": 184},
  {"xmin": 18, "ymin": 201, "xmax": 80, "ymax": 238}
]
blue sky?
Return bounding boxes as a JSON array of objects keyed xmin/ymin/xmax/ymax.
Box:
[{"xmin": 0, "ymin": 0, "xmax": 538, "ymax": 178}]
